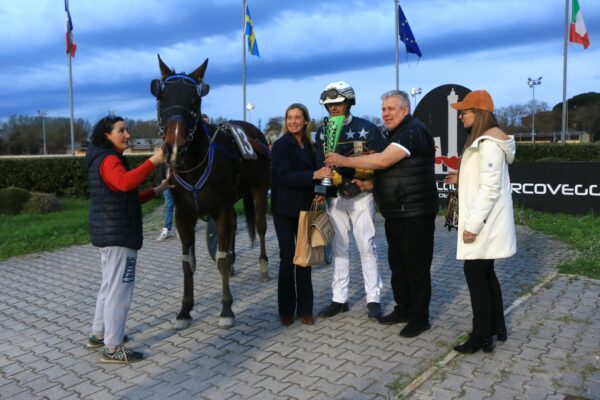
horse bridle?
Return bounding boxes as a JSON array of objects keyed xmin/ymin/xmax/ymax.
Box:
[{"xmin": 154, "ymin": 74, "xmax": 209, "ymax": 142}]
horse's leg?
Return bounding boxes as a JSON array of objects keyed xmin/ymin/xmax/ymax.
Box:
[
  {"xmin": 229, "ymin": 213, "xmax": 236, "ymax": 277},
  {"xmin": 216, "ymin": 207, "xmax": 235, "ymax": 328},
  {"xmin": 254, "ymin": 188, "xmax": 270, "ymax": 281},
  {"xmin": 174, "ymin": 209, "xmax": 196, "ymax": 330}
]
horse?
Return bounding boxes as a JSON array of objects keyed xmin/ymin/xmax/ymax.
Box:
[{"xmin": 150, "ymin": 55, "xmax": 271, "ymax": 329}]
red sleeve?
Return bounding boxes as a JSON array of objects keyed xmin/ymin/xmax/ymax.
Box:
[
  {"xmin": 138, "ymin": 188, "xmax": 156, "ymax": 204},
  {"xmin": 99, "ymin": 155, "xmax": 156, "ymax": 192}
]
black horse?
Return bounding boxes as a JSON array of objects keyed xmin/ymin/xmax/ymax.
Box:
[{"xmin": 151, "ymin": 55, "xmax": 270, "ymax": 329}]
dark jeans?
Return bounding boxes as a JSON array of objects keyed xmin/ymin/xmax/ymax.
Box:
[
  {"xmin": 384, "ymin": 214, "xmax": 435, "ymax": 324},
  {"xmin": 273, "ymin": 214, "xmax": 313, "ymax": 317},
  {"xmin": 464, "ymin": 259, "xmax": 506, "ymax": 337}
]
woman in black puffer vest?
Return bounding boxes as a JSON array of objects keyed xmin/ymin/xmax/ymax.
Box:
[{"xmin": 85, "ymin": 115, "xmax": 170, "ymax": 365}]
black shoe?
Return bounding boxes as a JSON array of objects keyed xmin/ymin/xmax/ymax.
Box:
[
  {"xmin": 496, "ymin": 329, "xmax": 507, "ymax": 342},
  {"xmin": 378, "ymin": 310, "xmax": 409, "ymax": 325},
  {"xmin": 400, "ymin": 321, "xmax": 431, "ymax": 338},
  {"xmin": 86, "ymin": 334, "xmax": 129, "ymax": 349},
  {"xmin": 454, "ymin": 335, "xmax": 495, "ymax": 354},
  {"xmin": 367, "ymin": 302, "xmax": 382, "ymax": 319},
  {"xmin": 318, "ymin": 302, "xmax": 349, "ymax": 318}
]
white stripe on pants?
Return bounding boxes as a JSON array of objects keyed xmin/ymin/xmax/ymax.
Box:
[
  {"xmin": 327, "ymin": 192, "xmax": 382, "ymax": 304},
  {"xmin": 91, "ymin": 246, "xmax": 137, "ymax": 347}
]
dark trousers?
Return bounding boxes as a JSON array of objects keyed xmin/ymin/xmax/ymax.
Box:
[
  {"xmin": 464, "ymin": 259, "xmax": 506, "ymax": 337},
  {"xmin": 384, "ymin": 214, "xmax": 435, "ymax": 324},
  {"xmin": 273, "ymin": 214, "xmax": 313, "ymax": 318}
]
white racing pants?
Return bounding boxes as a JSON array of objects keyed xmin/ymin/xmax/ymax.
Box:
[
  {"xmin": 91, "ymin": 246, "xmax": 137, "ymax": 347},
  {"xmin": 327, "ymin": 192, "xmax": 382, "ymax": 304}
]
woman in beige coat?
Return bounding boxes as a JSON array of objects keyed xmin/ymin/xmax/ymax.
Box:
[{"xmin": 445, "ymin": 90, "xmax": 516, "ymax": 354}]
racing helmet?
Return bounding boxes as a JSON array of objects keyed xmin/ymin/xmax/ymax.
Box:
[{"xmin": 319, "ymin": 81, "xmax": 356, "ymax": 106}]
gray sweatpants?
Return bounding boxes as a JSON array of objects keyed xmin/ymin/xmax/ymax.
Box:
[{"xmin": 91, "ymin": 246, "xmax": 137, "ymax": 347}]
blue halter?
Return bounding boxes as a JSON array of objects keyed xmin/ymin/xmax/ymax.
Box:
[{"xmin": 172, "ymin": 122, "xmax": 215, "ymax": 214}]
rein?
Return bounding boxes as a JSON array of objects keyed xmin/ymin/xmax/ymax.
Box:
[{"xmin": 171, "ymin": 123, "xmax": 216, "ymax": 214}]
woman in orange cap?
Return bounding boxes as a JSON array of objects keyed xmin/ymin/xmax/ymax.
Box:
[{"xmin": 446, "ymin": 90, "xmax": 517, "ymax": 354}]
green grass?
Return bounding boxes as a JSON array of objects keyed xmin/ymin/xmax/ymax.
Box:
[
  {"xmin": 2, "ymin": 198, "xmax": 598, "ymax": 281},
  {"xmin": 514, "ymin": 208, "xmax": 600, "ymax": 279},
  {"xmin": 0, "ymin": 198, "xmax": 161, "ymax": 261}
]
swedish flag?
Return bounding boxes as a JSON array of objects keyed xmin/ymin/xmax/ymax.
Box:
[{"xmin": 244, "ymin": 5, "xmax": 260, "ymax": 56}]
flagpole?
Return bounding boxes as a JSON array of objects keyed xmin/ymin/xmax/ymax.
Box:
[
  {"xmin": 66, "ymin": 0, "xmax": 75, "ymax": 156},
  {"xmin": 561, "ymin": 0, "xmax": 569, "ymax": 143},
  {"xmin": 67, "ymin": 54, "xmax": 75, "ymax": 156},
  {"xmin": 242, "ymin": 0, "xmax": 247, "ymax": 122},
  {"xmin": 394, "ymin": 0, "xmax": 399, "ymax": 90}
]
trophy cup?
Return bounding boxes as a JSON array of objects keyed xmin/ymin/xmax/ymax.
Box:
[{"xmin": 315, "ymin": 115, "xmax": 345, "ymax": 197}]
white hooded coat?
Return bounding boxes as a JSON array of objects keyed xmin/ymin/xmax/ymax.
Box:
[{"xmin": 457, "ymin": 128, "xmax": 517, "ymax": 260}]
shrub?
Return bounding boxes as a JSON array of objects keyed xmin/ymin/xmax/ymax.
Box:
[
  {"xmin": 515, "ymin": 143, "xmax": 600, "ymax": 162},
  {"xmin": 0, "ymin": 186, "xmax": 31, "ymax": 215},
  {"xmin": 22, "ymin": 192, "xmax": 62, "ymax": 214},
  {"xmin": 0, "ymin": 155, "xmax": 158, "ymax": 198}
]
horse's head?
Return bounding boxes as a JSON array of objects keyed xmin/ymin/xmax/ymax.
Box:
[{"xmin": 150, "ymin": 55, "xmax": 210, "ymax": 166}]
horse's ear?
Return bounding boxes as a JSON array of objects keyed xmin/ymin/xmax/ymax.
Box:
[
  {"xmin": 190, "ymin": 59, "xmax": 209, "ymax": 82},
  {"xmin": 158, "ymin": 54, "xmax": 174, "ymax": 80}
]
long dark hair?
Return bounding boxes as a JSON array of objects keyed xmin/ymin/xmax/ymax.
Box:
[
  {"xmin": 91, "ymin": 115, "xmax": 125, "ymax": 149},
  {"xmin": 463, "ymin": 109, "xmax": 499, "ymax": 150},
  {"xmin": 284, "ymin": 103, "xmax": 312, "ymax": 144}
]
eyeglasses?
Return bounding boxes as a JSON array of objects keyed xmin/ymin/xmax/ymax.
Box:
[{"xmin": 459, "ymin": 110, "xmax": 474, "ymax": 116}]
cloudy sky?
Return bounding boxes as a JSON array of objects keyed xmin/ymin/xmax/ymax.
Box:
[{"xmin": 0, "ymin": 0, "xmax": 598, "ymax": 129}]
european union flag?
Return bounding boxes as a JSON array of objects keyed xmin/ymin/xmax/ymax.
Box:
[
  {"xmin": 245, "ymin": 5, "xmax": 260, "ymax": 57},
  {"xmin": 398, "ymin": 4, "xmax": 421, "ymax": 57}
]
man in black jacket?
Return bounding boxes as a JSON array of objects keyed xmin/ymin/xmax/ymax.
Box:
[{"xmin": 324, "ymin": 89, "xmax": 437, "ymax": 338}]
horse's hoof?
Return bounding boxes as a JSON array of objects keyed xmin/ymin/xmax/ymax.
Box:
[
  {"xmin": 173, "ymin": 318, "xmax": 192, "ymax": 330},
  {"xmin": 259, "ymin": 260, "xmax": 269, "ymax": 281},
  {"xmin": 259, "ymin": 272, "xmax": 271, "ymax": 282},
  {"xmin": 218, "ymin": 317, "xmax": 234, "ymax": 328}
]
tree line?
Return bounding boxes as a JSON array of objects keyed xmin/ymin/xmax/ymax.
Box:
[
  {"xmin": 495, "ymin": 92, "xmax": 600, "ymax": 140},
  {"xmin": 1, "ymin": 93, "xmax": 597, "ymax": 155}
]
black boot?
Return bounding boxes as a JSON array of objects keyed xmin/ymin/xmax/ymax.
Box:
[
  {"xmin": 454, "ymin": 335, "xmax": 494, "ymax": 354},
  {"xmin": 318, "ymin": 302, "xmax": 349, "ymax": 318}
]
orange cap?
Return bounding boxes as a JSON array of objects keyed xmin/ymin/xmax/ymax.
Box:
[{"xmin": 450, "ymin": 90, "xmax": 494, "ymax": 113}]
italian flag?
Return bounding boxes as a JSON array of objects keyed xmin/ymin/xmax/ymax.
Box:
[{"xmin": 569, "ymin": 0, "xmax": 590, "ymax": 49}]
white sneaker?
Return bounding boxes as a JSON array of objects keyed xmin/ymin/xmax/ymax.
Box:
[{"xmin": 156, "ymin": 228, "xmax": 173, "ymax": 241}]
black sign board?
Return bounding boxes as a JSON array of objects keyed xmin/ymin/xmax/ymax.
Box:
[{"xmin": 509, "ymin": 162, "xmax": 600, "ymax": 214}]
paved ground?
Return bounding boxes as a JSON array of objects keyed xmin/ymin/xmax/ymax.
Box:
[{"xmin": 0, "ymin": 210, "xmax": 598, "ymax": 400}]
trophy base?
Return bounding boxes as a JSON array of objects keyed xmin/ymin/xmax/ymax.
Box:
[{"xmin": 314, "ymin": 184, "xmax": 338, "ymax": 198}]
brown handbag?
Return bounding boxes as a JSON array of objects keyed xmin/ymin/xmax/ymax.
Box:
[
  {"xmin": 310, "ymin": 211, "xmax": 334, "ymax": 247},
  {"xmin": 444, "ymin": 192, "xmax": 459, "ymax": 231},
  {"xmin": 293, "ymin": 200, "xmax": 328, "ymax": 267}
]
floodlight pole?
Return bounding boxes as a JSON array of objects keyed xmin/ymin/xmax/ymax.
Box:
[
  {"xmin": 410, "ymin": 87, "xmax": 421, "ymax": 110},
  {"xmin": 38, "ymin": 110, "xmax": 47, "ymax": 155},
  {"xmin": 527, "ymin": 77, "xmax": 542, "ymax": 143}
]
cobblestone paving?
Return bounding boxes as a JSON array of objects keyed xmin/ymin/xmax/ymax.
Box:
[
  {"xmin": 0, "ymin": 211, "xmax": 587, "ymax": 400},
  {"xmin": 411, "ymin": 276, "xmax": 600, "ymax": 400}
]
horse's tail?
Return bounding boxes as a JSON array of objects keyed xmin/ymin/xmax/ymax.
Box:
[{"xmin": 242, "ymin": 193, "xmax": 256, "ymax": 247}]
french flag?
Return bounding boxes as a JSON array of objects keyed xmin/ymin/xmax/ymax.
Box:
[{"xmin": 65, "ymin": 0, "xmax": 77, "ymax": 57}]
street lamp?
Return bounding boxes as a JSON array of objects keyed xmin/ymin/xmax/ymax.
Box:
[
  {"xmin": 37, "ymin": 110, "xmax": 47, "ymax": 155},
  {"xmin": 527, "ymin": 77, "xmax": 542, "ymax": 143},
  {"xmin": 246, "ymin": 103, "xmax": 255, "ymax": 124},
  {"xmin": 410, "ymin": 87, "xmax": 422, "ymax": 109}
]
